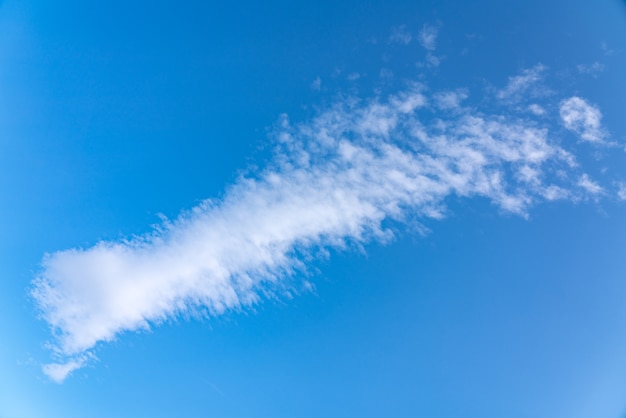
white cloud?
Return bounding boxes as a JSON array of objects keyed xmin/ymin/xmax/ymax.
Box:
[
  {"xmin": 418, "ymin": 24, "xmax": 438, "ymax": 51},
  {"xmin": 577, "ymin": 174, "xmax": 604, "ymax": 195},
  {"xmin": 559, "ymin": 97, "xmax": 606, "ymax": 143},
  {"xmin": 541, "ymin": 185, "xmax": 570, "ymax": 201},
  {"xmin": 433, "ymin": 90, "xmax": 468, "ymax": 110},
  {"xmin": 528, "ymin": 104, "xmax": 546, "ymax": 116},
  {"xmin": 42, "ymin": 356, "xmax": 87, "ymax": 383},
  {"xmin": 577, "ymin": 62, "xmax": 605, "ymax": 75},
  {"xmin": 496, "ymin": 64, "xmax": 547, "ymax": 102},
  {"xmin": 426, "ymin": 53, "xmax": 440, "ymax": 67},
  {"xmin": 390, "ymin": 25, "xmax": 412, "ymax": 45},
  {"xmin": 617, "ymin": 183, "xmax": 626, "ymax": 201},
  {"xmin": 33, "ymin": 76, "xmax": 604, "ymax": 382},
  {"xmin": 416, "ymin": 53, "xmax": 442, "ymax": 69}
]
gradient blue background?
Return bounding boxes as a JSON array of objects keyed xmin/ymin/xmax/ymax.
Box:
[{"xmin": 1, "ymin": 0, "xmax": 626, "ymax": 416}]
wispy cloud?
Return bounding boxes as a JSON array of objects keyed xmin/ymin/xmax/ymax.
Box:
[
  {"xmin": 433, "ymin": 89, "xmax": 468, "ymax": 110},
  {"xmin": 559, "ymin": 96, "xmax": 607, "ymax": 143},
  {"xmin": 601, "ymin": 41, "xmax": 614, "ymax": 56},
  {"xmin": 418, "ymin": 24, "xmax": 438, "ymax": 51},
  {"xmin": 577, "ymin": 61, "xmax": 605, "ymax": 75},
  {"xmin": 618, "ymin": 183, "xmax": 626, "ymax": 200},
  {"xmin": 389, "ymin": 25, "xmax": 412, "ymax": 45},
  {"xmin": 577, "ymin": 174, "xmax": 604, "ymax": 196},
  {"xmin": 33, "ymin": 73, "xmax": 608, "ymax": 382},
  {"xmin": 528, "ymin": 104, "xmax": 546, "ymax": 116},
  {"xmin": 496, "ymin": 64, "xmax": 547, "ymax": 102},
  {"xmin": 416, "ymin": 53, "xmax": 442, "ymax": 69}
]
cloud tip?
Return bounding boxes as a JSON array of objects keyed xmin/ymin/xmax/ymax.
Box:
[{"xmin": 42, "ymin": 358, "xmax": 87, "ymax": 383}]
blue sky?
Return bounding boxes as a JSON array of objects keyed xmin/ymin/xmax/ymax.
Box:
[{"xmin": 1, "ymin": 0, "xmax": 626, "ymax": 416}]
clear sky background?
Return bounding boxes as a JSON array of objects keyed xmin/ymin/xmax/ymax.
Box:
[{"xmin": 1, "ymin": 0, "xmax": 626, "ymax": 417}]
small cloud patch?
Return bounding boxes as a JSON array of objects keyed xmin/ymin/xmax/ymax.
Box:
[{"xmin": 560, "ymin": 97, "xmax": 607, "ymax": 143}]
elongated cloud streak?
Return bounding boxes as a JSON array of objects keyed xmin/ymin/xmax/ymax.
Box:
[
  {"xmin": 33, "ymin": 80, "xmax": 606, "ymax": 381},
  {"xmin": 496, "ymin": 64, "xmax": 547, "ymax": 102}
]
